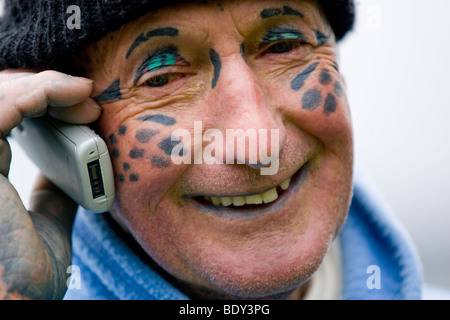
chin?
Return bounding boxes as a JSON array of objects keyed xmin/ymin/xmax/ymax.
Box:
[
  {"xmin": 113, "ymin": 149, "xmax": 353, "ymax": 300},
  {"xmin": 191, "ymin": 230, "xmax": 334, "ymax": 300}
]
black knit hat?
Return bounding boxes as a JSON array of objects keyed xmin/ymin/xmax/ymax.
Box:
[{"xmin": 0, "ymin": 0, "xmax": 355, "ymax": 70}]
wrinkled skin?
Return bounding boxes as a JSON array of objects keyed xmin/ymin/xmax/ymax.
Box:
[
  {"xmin": 0, "ymin": 0, "xmax": 353, "ymax": 300},
  {"xmin": 82, "ymin": 0, "xmax": 354, "ymax": 299}
]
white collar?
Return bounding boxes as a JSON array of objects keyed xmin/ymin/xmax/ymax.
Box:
[{"xmin": 303, "ymin": 239, "xmax": 342, "ymax": 300}]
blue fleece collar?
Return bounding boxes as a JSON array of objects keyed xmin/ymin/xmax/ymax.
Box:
[{"xmin": 339, "ymin": 169, "xmax": 423, "ymax": 299}]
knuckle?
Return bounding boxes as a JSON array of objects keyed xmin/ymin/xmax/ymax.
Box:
[{"xmin": 39, "ymin": 70, "xmax": 61, "ymax": 80}]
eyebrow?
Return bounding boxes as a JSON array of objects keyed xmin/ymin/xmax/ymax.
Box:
[
  {"xmin": 260, "ymin": 5, "xmax": 304, "ymax": 19},
  {"xmin": 126, "ymin": 27, "xmax": 179, "ymax": 59}
]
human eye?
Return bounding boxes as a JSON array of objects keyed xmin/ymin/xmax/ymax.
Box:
[
  {"xmin": 135, "ymin": 46, "xmax": 189, "ymax": 88},
  {"xmin": 266, "ymin": 40, "xmax": 301, "ymax": 54},
  {"xmin": 259, "ymin": 26, "xmax": 308, "ymax": 56},
  {"xmin": 145, "ymin": 73, "xmax": 185, "ymax": 87}
]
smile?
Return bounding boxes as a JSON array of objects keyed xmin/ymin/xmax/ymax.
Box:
[
  {"xmin": 204, "ymin": 177, "xmax": 291, "ymax": 207},
  {"xmin": 190, "ymin": 163, "xmax": 309, "ymax": 219}
]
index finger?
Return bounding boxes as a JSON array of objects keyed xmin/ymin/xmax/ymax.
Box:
[
  {"xmin": 0, "ymin": 70, "xmax": 101, "ymax": 138},
  {"xmin": 8, "ymin": 70, "xmax": 95, "ymax": 109}
]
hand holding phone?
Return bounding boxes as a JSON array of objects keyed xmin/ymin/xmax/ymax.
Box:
[
  {"xmin": 0, "ymin": 69, "xmax": 102, "ymax": 177},
  {"xmin": 11, "ymin": 116, "xmax": 115, "ymax": 212},
  {"xmin": 0, "ymin": 69, "xmax": 103, "ymax": 299},
  {"xmin": 1, "ymin": 70, "xmax": 111, "ymax": 210}
]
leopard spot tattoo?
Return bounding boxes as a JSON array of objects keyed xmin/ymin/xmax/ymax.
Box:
[
  {"xmin": 118, "ymin": 125, "xmax": 127, "ymax": 135},
  {"xmin": 158, "ymin": 137, "xmax": 184, "ymax": 156},
  {"xmin": 302, "ymin": 89, "xmax": 322, "ymax": 110},
  {"xmin": 291, "ymin": 62, "xmax": 319, "ymax": 91},
  {"xmin": 324, "ymin": 94, "xmax": 337, "ymax": 115},
  {"xmin": 334, "ymin": 81, "xmax": 343, "ymax": 98},
  {"xmin": 129, "ymin": 147, "xmax": 146, "ymax": 159},
  {"xmin": 136, "ymin": 114, "xmax": 176, "ymax": 126},
  {"xmin": 151, "ymin": 155, "xmax": 171, "ymax": 168},
  {"xmin": 136, "ymin": 129, "xmax": 159, "ymax": 144},
  {"xmin": 319, "ymin": 69, "xmax": 332, "ymax": 86},
  {"xmin": 109, "ymin": 134, "xmax": 117, "ymax": 145},
  {"xmin": 129, "ymin": 174, "xmax": 139, "ymax": 182},
  {"xmin": 111, "ymin": 149, "xmax": 120, "ymax": 158}
]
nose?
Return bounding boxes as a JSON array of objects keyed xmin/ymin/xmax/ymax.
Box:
[{"xmin": 209, "ymin": 51, "xmax": 287, "ymax": 169}]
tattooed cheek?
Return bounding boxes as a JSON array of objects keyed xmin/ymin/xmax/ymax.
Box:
[
  {"xmin": 334, "ymin": 81, "xmax": 343, "ymax": 98},
  {"xmin": 324, "ymin": 94, "xmax": 337, "ymax": 115},
  {"xmin": 118, "ymin": 125, "xmax": 127, "ymax": 135},
  {"xmin": 111, "ymin": 149, "xmax": 120, "ymax": 159},
  {"xmin": 158, "ymin": 137, "xmax": 181, "ymax": 156},
  {"xmin": 151, "ymin": 155, "xmax": 172, "ymax": 168},
  {"xmin": 319, "ymin": 69, "xmax": 332, "ymax": 86},
  {"xmin": 302, "ymin": 89, "xmax": 322, "ymax": 110},
  {"xmin": 107, "ymin": 114, "xmax": 182, "ymax": 184},
  {"xmin": 130, "ymin": 174, "xmax": 140, "ymax": 182},
  {"xmin": 129, "ymin": 147, "xmax": 146, "ymax": 159},
  {"xmin": 293, "ymin": 65, "xmax": 345, "ymax": 116},
  {"xmin": 136, "ymin": 129, "xmax": 159, "ymax": 144},
  {"xmin": 136, "ymin": 114, "xmax": 176, "ymax": 126},
  {"xmin": 109, "ymin": 134, "xmax": 117, "ymax": 145},
  {"xmin": 291, "ymin": 62, "xmax": 319, "ymax": 91}
]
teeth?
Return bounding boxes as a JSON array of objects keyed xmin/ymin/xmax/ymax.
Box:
[
  {"xmin": 262, "ymin": 188, "xmax": 278, "ymax": 203},
  {"xmin": 280, "ymin": 178, "xmax": 291, "ymax": 191},
  {"xmin": 220, "ymin": 197, "xmax": 233, "ymax": 207},
  {"xmin": 211, "ymin": 197, "xmax": 222, "ymax": 206},
  {"xmin": 245, "ymin": 194, "xmax": 263, "ymax": 205},
  {"xmin": 232, "ymin": 197, "xmax": 246, "ymax": 206},
  {"xmin": 205, "ymin": 177, "xmax": 292, "ymax": 207}
]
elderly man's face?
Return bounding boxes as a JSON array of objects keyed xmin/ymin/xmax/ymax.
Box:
[{"xmin": 79, "ymin": 0, "xmax": 353, "ymax": 298}]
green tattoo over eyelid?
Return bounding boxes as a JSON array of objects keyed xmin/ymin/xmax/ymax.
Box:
[
  {"xmin": 265, "ymin": 32, "xmax": 303, "ymax": 42},
  {"xmin": 135, "ymin": 47, "xmax": 188, "ymax": 83},
  {"xmin": 147, "ymin": 53, "xmax": 179, "ymax": 71},
  {"xmin": 261, "ymin": 27, "xmax": 308, "ymax": 47}
]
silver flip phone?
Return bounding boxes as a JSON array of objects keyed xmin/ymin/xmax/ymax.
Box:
[{"xmin": 10, "ymin": 116, "xmax": 115, "ymax": 213}]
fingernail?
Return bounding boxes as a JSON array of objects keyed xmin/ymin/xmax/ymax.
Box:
[
  {"xmin": 71, "ymin": 76, "xmax": 94, "ymax": 84},
  {"xmin": 85, "ymin": 98, "xmax": 103, "ymax": 111}
]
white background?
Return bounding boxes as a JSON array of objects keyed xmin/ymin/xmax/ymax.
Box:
[
  {"xmin": 4, "ymin": 0, "xmax": 450, "ymax": 290},
  {"xmin": 339, "ymin": 0, "xmax": 450, "ymax": 288}
]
